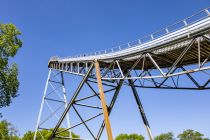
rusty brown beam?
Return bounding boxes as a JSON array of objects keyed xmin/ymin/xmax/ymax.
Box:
[{"xmin": 94, "ymin": 60, "xmax": 113, "ymax": 140}]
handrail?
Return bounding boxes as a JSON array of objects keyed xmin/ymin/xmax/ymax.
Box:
[{"xmin": 50, "ymin": 7, "xmax": 210, "ymax": 61}]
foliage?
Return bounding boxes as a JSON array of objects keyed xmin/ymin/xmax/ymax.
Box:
[
  {"xmin": 0, "ymin": 120, "xmax": 20, "ymax": 140},
  {"xmin": 0, "ymin": 23, "xmax": 22, "ymax": 109},
  {"xmin": 1, "ymin": 120, "xmax": 210, "ymax": 140},
  {"xmin": 177, "ymin": 129, "xmax": 209, "ymax": 140},
  {"xmin": 0, "ymin": 120, "xmax": 79, "ymax": 140},
  {"xmin": 21, "ymin": 131, "xmax": 34, "ymax": 140},
  {"xmin": 115, "ymin": 133, "xmax": 145, "ymax": 140},
  {"xmin": 22, "ymin": 128, "xmax": 79, "ymax": 140},
  {"xmin": 155, "ymin": 132, "xmax": 175, "ymax": 140},
  {"xmin": 116, "ymin": 131, "xmax": 210, "ymax": 140}
]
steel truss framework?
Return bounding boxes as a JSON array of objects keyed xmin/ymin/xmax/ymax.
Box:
[
  {"xmin": 49, "ymin": 35, "xmax": 210, "ymax": 90},
  {"xmin": 35, "ymin": 62, "xmax": 155, "ymax": 140},
  {"xmin": 34, "ymin": 70, "xmax": 72, "ymax": 140},
  {"xmin": 35, "ymin": 35, "xmax": 210, "ymax": 140}
]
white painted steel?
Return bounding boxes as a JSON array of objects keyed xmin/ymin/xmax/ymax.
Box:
[{"xmin": 34, "ymin": 69, "xmax": 52, "ymax": 140}]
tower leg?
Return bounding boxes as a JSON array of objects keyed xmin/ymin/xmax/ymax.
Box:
[
  {"xmin": 34, "ymin": 69, "xmax": 74, "ymax": 140},
  {"xmin": 95, "ymin": 60, "xmax": 113, "ymax": 140},
  {"xmin": 61, "ymin": 72, "xmax": 72, "ymax": 138},
  {"xmin": 49, "ymin": 64, "xmax": 94, "ymax": 140},
  {"xmin": 128, "ymin": 79, "xmax": 154, "ymax": 140},
  {"xmin": 34, "ymin": 69, "xmax": 52, "ymax": 140}
]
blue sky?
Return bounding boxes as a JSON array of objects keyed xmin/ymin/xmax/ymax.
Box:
[{"xmin": 1, "ymin": 0, "xmax": 210, "ymax": 139}]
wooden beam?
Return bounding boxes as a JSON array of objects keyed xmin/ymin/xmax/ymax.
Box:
[{"xmin": 94, "ymin": 60, "xmax": 113, "ymax": 140}]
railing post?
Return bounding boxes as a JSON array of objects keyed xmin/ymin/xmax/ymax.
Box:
[
  {"xmin": 205, "ymin": 9, "xmax": 210, "ymax": 16},
  {"xmin": 138, "ymin": 39, "xmax": 141, "ymax": 44},
  {"xmin": 183, "ymin": 20, "xmax": 188, "ymax": 26},
  {"xmin": 165, "ymin": 28, "xmax": 169, "ymax": 34},
  {"xmin": 151, "ymin": 34, "xmax": 154, "ymax": 40}
]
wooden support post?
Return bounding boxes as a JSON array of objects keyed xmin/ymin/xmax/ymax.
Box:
[{"xmin": 94, "ymin": 60, "xmax": 113, "ymax": 140}]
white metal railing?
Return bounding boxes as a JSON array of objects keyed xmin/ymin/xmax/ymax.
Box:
[{"xmin": 50, "ymin": 7, "xmax": 210, "ymax": 61}]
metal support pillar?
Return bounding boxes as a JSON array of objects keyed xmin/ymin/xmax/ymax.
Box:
[
  {"xmin": 49, "ymin": 63, "xmax": 94, "ymax": 140},
  {"xmin": 34, "ymin": 69, "xmax": 52, "ymax": 140},
  {"xmin": 34, "ymin": 69, "xmax": 75, "ymax": 140},
  {"xmin": 96, "ymin": 79, "xmax": 124, "ymax": 139},
  {"xmin": 128, "ymin": 79, "xmax": 154, "ymax": 140},
  {"xmin": 61, "ymin": 72, "xmax": 72, "ymax": 138},
  {"xmin": 94, "ymin": 60, "xmax": 113, "ymax": 140}
]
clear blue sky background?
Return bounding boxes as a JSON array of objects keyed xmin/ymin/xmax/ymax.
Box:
[{"xmin": 1, "ymin": 0, "xmax": 210, "ymax": 139}]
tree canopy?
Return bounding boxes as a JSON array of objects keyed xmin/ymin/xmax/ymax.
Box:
[
  {"xmin": 0, "ymin": 120, "xmax": 79, "ymax": 140},
  {"xmin": 115, "ymin": 133, "xmax": 145, "ymax": 140},
  {"xmin": 178, "ymin": 129, "xmax": 209, "ymax": 140},
  {"xmin": 0, "ymin": 23, "xmax": 22, "ymax": 109},
  {"xmin": 115, "ymin": 131, "xmax": 209, "ymax": 140},
  {"xmin": 155, "ymin": 132, "xmax": 175, "ymax": 140},
  {"xmin": 0, "ymin": 120, "xmax": 19, "ymax": 140},
  {"xmin": 1, "ymin": 120, "xmax": 210, "ymax": 140},
  {"xmin": 22, "ymin": 129, "xmax": 80, "ymax": 140}
]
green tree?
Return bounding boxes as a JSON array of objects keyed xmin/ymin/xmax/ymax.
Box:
[
  {"xmin": 21, "ymin": 131, "xmax": 34, "ymax": 140},
  {"xmin": 178, "ymin": 129, "xmax": 209, "ymax": 140},
  {"xmin": 115, "ymin": 133, "xmax": 144, "ymax": 140},
  {"xmin": 0, "ymin": 23, "xmax": 22, "ymax": 110},
  {"xmin": 155, "ymin": 132, "xmax": 175, "ymax": 140},
  {"xmin": 0, "ymin": 120, "xmax": 20, "ymax": 140},
  {"xmin": 22, "ymin": 129, "xmax": 79, "ymax": 140}
]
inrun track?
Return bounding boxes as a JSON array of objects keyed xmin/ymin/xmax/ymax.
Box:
[{"xmin": 34, "ymin": 7, "xmax": 210, "ymax": 140}]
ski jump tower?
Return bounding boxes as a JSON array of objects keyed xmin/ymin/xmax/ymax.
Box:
[{"xmin": 34, "ymin": 7, "xmax": 210, "ymax": 140}]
